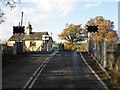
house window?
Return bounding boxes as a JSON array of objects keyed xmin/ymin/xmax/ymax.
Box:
[{"xmin": 30, "ymin": 41, "xmax": 36, "ymax": 47}]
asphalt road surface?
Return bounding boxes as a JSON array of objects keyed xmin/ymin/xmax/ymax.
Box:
[{"xmin": 2, "ymin": 51, "xmax": 109, "ymax": 89}]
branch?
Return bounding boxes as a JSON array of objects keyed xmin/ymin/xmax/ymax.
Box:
[{"xmin": 0, "ymin": 0, "xmax": 20, "ymax": 23}]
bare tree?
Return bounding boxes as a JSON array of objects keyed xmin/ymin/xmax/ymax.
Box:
[
  {"xmin": 0, "ymin": 9, "xmax": 5, "ymax": 24},
  {"xmin": 0, "ymin": 0, "xmax": 20, "ymax": 23}
]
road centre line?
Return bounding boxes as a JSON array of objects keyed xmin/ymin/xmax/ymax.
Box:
[
  {"xmin": 28, "ymin": 66, "xmax": 45, "ymax": 88},
  {"xmin": 79, "ymin": 52, "xmax": 109, "ymax": 90},
  {"xmin": 46, "ymin": 57, "xmax": 49, "ymax": 60},
  {"xmin": 22, "ymin": 51, "xmax": 58, "ymax": 89},
  {"xmin": 29, "ymin": 64, "xmax": 47, "ymax": 88}
]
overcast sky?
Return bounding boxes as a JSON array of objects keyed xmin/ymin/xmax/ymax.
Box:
[{"xmin": 0, "ymin": 0, "xmax": 119, "ymax": 42}]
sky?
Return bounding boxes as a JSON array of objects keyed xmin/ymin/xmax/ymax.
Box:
[{"xmin": 0, "ymin": 0, "xmax": 119, "ymax": 43}]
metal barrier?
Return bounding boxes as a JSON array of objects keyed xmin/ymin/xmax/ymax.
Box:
[{"xmin": 89, "ymin": 39, "xmax": 116, "ymax": 69}]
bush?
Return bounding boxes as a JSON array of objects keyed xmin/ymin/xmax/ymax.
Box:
[{"xmin": 114, "ymin": 44, "xmax": 120, "ymax": 59}]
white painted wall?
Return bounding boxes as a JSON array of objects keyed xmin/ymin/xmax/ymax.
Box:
[
  {"xmin": 8, "ymin": 40, "xmax": 53, "ymax": 51},
  {"xmin": 7, "ymin": 41, "xmax": 15, "ymax": 46},
  {"xmin": 25, "ymin": 40, "xmax": 43, "ymax": 51}
]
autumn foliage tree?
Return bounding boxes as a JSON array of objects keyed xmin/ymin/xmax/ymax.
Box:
[
  {"xmin": 58, "ymin": 24, "xmax": 84, "ymax": 50},
  {"xmin": 86, "ymin": 16, "xmax": 118, "ymax": 44}
]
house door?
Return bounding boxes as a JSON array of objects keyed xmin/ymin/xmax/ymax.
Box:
[{"xmin": 16, "ymin": 42, "xmax": 23, "ymax": 54}]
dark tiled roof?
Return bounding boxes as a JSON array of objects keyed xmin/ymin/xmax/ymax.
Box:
[{"xmin": 8, "ymin": 32, "xmax": 49, "ymax": 41}]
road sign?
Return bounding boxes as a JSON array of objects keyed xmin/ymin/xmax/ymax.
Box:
[
  {"xmin": 42, "ymin": 35, "xmax": 50, "ymax": 40},
  {"xmin": 13, "ymin": 26, "xmax": 25, "ymax": 34},
  {"xmin": 86, "ymin": 25, "xmax": 98, "ymax": 33}
]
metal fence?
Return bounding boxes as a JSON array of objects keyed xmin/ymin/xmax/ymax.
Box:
[{"xmin": 89, "ymin": 39, "xmax": 118, "ymax": 70}]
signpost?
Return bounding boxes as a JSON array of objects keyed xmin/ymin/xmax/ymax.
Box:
[
  {"xmin": 13, "ymin": 12, "xmax": 25, "ymax": 54},
  {"xmin": 42, "ymin": 35, "xmax": 50, "ymax": 51},
  {"xmin": 86, "ymin": 25, "xmax": 98, "ymax": 53}
]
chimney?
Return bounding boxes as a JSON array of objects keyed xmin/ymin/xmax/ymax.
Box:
[{"xmin": 26, "ymin": 22, "xmax": 32, "ymax": 35}]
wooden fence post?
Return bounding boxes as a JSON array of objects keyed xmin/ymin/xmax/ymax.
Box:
[{"xmin": 103, "ymin": 39, "xmax": 107, "ymax": 68}]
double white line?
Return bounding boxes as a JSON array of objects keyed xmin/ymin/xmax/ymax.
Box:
[{"xmin": 22, "ymin": 51, "xmax": 59, "ymax": 89}]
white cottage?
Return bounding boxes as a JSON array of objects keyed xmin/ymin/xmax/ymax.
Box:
[{"xmin": 8, "ymin": 23, "xmax": 53, "ymax": 51}]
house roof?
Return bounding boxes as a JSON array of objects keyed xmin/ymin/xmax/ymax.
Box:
[{"xmin": 8, "ymin": 32, "xmax": 49, "ymax": 41}]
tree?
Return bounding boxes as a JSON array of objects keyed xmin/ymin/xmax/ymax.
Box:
[
  {"xmin": 57, "ymin": 42, "xmax": 64, "ymax": 50},
  {"xmin": 58, "ymin": 24, "xmax": 84, "ymax": 50},
  {"xmin": 0, "ymin": 8, "xmax": 5, "ymax": 24},
  {"xmin": 86, "ymin": 16, "xmax": 118, "ymax": 44},
  {"xmin": 0, "ymin": 0, "xmax": 20, "ymax": 23}
]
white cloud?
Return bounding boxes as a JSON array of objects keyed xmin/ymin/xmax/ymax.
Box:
[
  {"xmin": 22, "ymin": 0, "xmax": 76, "ymax": 17},
  {"xmin": 73, "ymin": 0, "xmax": 119, "ymax": 2},
  {"xmin": 84, "ymin": 2, "xmax": 101, "ymax": 9},
  {"xmin": 20, "ymin": 0, "xmax": 77, "ymax": 29},
  {"xmin": 20, "ymin": 0, "xmax": 76, "ymax": 26},
  {"xmin": 0, "ymin": 0, "xmax": 77, "ymax": 41},
  {"xmin": 22, "ymin": 8, "xmax": 35, "ymax": 15},
  {"xmin": 0, "ymin": 8, "xmax": 21, "ymax": 41}
]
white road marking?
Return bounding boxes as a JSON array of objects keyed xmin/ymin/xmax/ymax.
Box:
[
  {"xmin": 90, "ymin": 53, "xmax": 111, "ymax": 79},
  {"xmin": 79, "ymin": 52, "xmax": 109, "ymax": 90},
  {"xmin": 28, "ymin": 68, "xmax": 44, "ymax": 88},
  {"xmin": 22, "ymin": 51, "xmax": 58, "ymax": 89},
  {"xmin": 46, "ymin": 57, "xmax": 49, "ymax": 60}
]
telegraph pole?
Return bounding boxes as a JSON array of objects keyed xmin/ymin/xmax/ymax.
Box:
[{"xmin": 21, "ymin": 12, "xmax": 23, "ymax": 26}]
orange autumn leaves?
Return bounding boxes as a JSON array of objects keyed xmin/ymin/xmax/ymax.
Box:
[
  {"xmin": 58, "ymin": 16, "xmax": 118, "ymax": 47},
  {"xmin": 86, "ymin": 16, "xmax": 118, "ymax": 43},
  {"xmin": 58, "ymin": 24, "xmax": 83, "ymax": 44}
]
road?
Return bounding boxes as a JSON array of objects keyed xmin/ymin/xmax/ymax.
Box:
[{"xmin": 2, "ymin": 51, "xmax": 109, "ymax": 89}]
